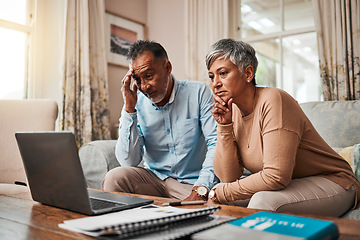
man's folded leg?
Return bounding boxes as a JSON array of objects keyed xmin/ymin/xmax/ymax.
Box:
[
  {"xmin": 164, "ymin": 177, "xmax": 193, "ymax": 199},
  {"xmin": 102, "ymin": 166, "xmax": 169, "ymax": 197}
]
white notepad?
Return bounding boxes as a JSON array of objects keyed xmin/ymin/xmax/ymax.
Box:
[{"xmin": 59, "ymin": 205, "xmax": 231, "ymax": 239}]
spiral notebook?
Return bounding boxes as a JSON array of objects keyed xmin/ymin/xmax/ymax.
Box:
[{"xmin": 59, "ymin": 205, "xmax": 232, "ymax": 239}]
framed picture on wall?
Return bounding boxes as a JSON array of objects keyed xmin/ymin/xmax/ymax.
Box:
[{"xmin": 105, "ymin": 12, "xmax": 144, "ymax": 67}]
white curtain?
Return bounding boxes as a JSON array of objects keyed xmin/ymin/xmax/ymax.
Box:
[
  {"xmin": 313, "ymin": 0, "xmax": 360, "ymax": 100},
  {"xmin": 61, "ymin": 0, "xmax": 111, "ymax": 147},
  {"xmin": 185, "ymin": 0, "xmax": 230, "ymax": 84}
]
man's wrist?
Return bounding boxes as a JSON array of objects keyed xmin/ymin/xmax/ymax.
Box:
[
  {"xmin": 192, "ymin": 185, "xmax": 209, "ymax": 199},
  {"xmin": 125, "ymin": 106, "xmax": 136, "ymax": 113}
]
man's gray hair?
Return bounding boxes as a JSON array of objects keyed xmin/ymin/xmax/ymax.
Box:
[{"xmin": 205, "ymin": 39, "xmax": 258, "ymax": 75}]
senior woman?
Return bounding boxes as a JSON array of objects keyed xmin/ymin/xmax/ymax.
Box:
[{"xmin": 206, "ymin": 38, "xmax": 360, "ymax": 217}]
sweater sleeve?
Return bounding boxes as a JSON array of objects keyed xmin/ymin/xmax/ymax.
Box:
[
  {"xmin": 215, "ymin": 89, "xmax": 303, "ymax": 203},
  {"xmin": 216, "ymin": 129, "xmax": 300, "ymax": 203},
  {"xmin": 213, "ymin": 123, "xmax": 244, "ymax": 183}
]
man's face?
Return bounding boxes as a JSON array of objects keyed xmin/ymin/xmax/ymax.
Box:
[{"xmin": 131, "ymin": 51, "xmax": 172, "ymax": 106}]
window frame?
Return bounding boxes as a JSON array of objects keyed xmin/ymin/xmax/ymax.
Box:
[
  {"xmin": 232, "ymin": 0, "xmax": 319, "ymax": 101},
  {"xmin": 0, "ymin": 0, "xmax": 34, "ymax": 99}
]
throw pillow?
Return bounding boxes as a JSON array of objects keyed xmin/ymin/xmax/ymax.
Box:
[{"xmin": 333, "ymin": 144, "xmax": 360, "ymax": 182}]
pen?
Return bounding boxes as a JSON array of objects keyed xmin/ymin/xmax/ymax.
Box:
[{"xmin": 162, "ymin": 200, "xmax": 206, "ymax": 206}]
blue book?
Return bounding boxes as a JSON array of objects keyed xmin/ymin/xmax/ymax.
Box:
[{"xmin": 192, "ymin": 211, "xmax": 339, "ymax": 240}]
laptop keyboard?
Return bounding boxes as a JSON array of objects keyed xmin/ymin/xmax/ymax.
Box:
[{"xmin": 90, "ymin": 198, "xmax": 125, "ymax": 210}]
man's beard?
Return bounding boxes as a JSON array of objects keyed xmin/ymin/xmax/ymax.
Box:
[
  {"xmin": 149, "ymin": 87, "xmax": 168, "ymax": 104},
  {"xmin": 149, "ymin": 78, "xmax": 170, "ymax": 104}
]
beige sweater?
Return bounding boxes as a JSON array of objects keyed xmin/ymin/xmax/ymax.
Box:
[{"xmin": 214, "ymin": 87, "xmax": 360, "ymax": 205}]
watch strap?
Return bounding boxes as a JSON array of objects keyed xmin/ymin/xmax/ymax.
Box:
[{"xmin": 209, "ymin": 188, "xmax": 218, "ymax": 203}]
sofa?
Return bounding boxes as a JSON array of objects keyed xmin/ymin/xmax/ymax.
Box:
[
  {"xmin": 0, "ymin": 99, "xmax": 58, "ymax": 196},
  {"xmin": 78, "ymin": 100, "xmax": 360, "ymax": 219}
]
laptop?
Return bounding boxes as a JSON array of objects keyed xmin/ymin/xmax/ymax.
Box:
[{"xmin": 15, "ymin": 131, "xmax": 153, "ymax": 215}]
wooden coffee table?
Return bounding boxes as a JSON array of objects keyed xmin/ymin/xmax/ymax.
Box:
[{"xmin": 0, "ymin": 190, "xmax": 359, "ymax": 239}]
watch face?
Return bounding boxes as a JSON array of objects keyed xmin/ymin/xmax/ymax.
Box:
[
  {"xmin": 209, "ymin": 190, "xmax": 215, "ymax": 198},
  {"xmin": 197, "ymin": 186, "xmax": 207, "ymax": 196}
]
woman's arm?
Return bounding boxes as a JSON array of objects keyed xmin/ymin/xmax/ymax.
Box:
[
  {"xmin": 213, "ymin": 123, "xmax": 244, "ymax": 182},
  {"xmin": 215, "ymin": 89, "xmax": 304, "ymax": 203},
  {"xmin": 216, "ymin": 128, "xmax": 301, "ymax": 203},
  {"xmin": 211, "ymin": 95, "xmax": 244, "ymax": 182}
]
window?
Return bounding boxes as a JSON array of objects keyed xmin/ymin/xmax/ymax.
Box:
[
  {"xmin": 0, "ymin": 0, "xmax": 33, "ymax": 99},
  {"xmin": 239, "ymin": 0, "xmax": 321, "ymax": 103}
]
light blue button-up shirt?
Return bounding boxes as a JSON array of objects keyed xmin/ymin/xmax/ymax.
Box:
[{"xmin": 115, "ymin": 79, "xmax": 218, "ymax": 189}]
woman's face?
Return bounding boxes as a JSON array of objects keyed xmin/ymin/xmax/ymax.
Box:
[{"xmin": 208, "ymin": 57, "xmax": 248, "ymax": 103}]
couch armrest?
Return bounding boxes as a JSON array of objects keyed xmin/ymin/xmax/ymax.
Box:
[{"xmin": 79, "ymin": 140, "xmax": 119, "ymax": 189}]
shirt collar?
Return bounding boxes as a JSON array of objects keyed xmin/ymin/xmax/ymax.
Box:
[{"xmin": 168, "ymin": 77, "xmax": 176, "ymax": 104}]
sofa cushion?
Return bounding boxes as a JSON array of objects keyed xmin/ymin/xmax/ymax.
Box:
[
  {"xmin": 0, "ymin": 99, "xmax": 58, "ymax": 187},
  {"xmin": 341, "ymin": 202, "xmax": 360, "ymax": 219},
  {"xmin": 79, "ymin": 140, "xmax": 120, "ymax": 189},
  {"xmin": 300, "ymin": 101, "xmax": 360, "ymax": 148},
  {"xmin": 78, "ymin": 140, "xmax": 146, "ymax": 189},
  {"xmin": 0, "ymin": 184, "xmax": 30, "ymax": 195}
]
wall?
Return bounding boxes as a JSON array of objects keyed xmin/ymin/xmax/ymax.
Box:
[
  {"xmin": 147, "ymin": 0, "xmax": 186, "ymax": 81},
  {"xmin": 105, "ymin": 0, "xmax": 147, "ymax": 139},
  {"xmin": 105, "ymin": 0, "xmax": 186, "ymax": 138},
  {"xmin": 33, "ymin": 0, "xmax": 186, "ymax": 139}
]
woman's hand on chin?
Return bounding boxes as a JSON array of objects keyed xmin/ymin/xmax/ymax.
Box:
[{"xmin": 211, "ymin": 95, "xmax": 233, "ymax": 125}]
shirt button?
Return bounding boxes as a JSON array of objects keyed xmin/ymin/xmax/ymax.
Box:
[{"xmin": 166, "ymin": 129, "xmax": 170, "ymax": 133}]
